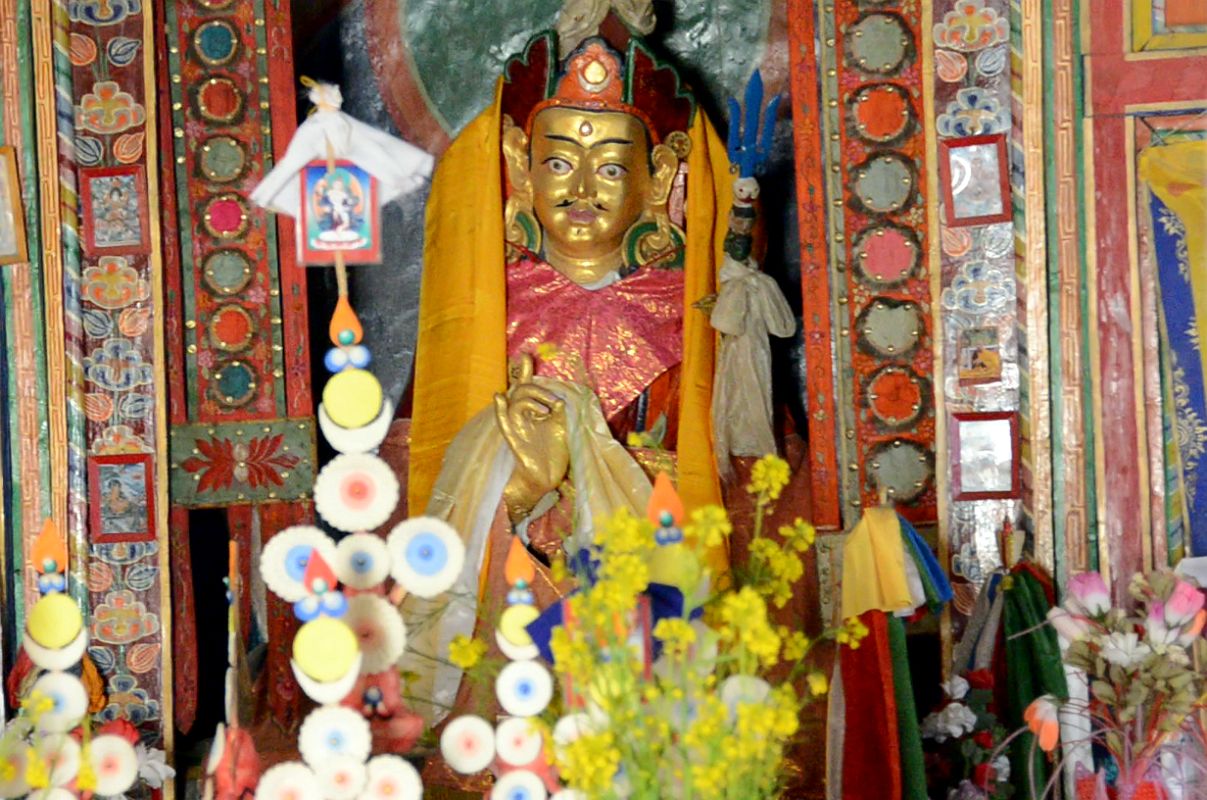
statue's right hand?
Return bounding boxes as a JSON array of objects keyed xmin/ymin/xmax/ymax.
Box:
[{"xmin": 494, "ymin": 355, "xmax": 570, "ymax": 522}]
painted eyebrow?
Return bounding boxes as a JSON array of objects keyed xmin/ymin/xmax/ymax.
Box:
[{"xmin": 543, "ymin": 134, "xmax": 633, "ymax": 148}]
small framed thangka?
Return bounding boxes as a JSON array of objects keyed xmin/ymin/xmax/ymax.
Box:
[
  {"xmin": 957, "ymin": 327, "xmax": 1002, "ymax": 385},
  {"xmin": 938, "ymin": 134, "xmax": 1011, "ymax": 228},
  {"xmin": 951, "ymin": 411, "xmax": 1019, "ymax": 501},
  {"xmin": 0, "ymin": 146, "xmax": 28, "ymax": 266},
  {"xmin": 80, "ymin": 165, "xmax": 149, "ymax": 255},
  {"xmin": 89, "ymin": 453, "xmax": 156, "ymax": 543},
  {"xmin": 298, "ymin": 159, "xmax": 381, "ymax": 264}
]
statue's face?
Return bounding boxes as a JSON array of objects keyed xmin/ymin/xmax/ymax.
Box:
[{"xmin": 528, "ymin": 107, "xmax": 655, "ymax": 264}]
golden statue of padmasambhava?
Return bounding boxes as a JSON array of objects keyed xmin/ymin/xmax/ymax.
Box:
[{"xmin": 394, "ymin": 2, "xmax": 737, "ymax": 738}]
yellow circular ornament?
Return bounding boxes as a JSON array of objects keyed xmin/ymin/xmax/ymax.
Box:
[
  {"xmin": 648, "ymin": 543, "xmax": 701, "ymax": 597},
  {"xmin": 498, "ymin": 604, "xmax": 540, "ymax": 646},
  {"xmin": 293, "ymin": 617, "xmax": 358, "ymax": 682},
  {"xmin": 322, "ymin": 369, "xmax": 383, "ymax": 430},
  {"xmin": 26, "ymin": 594, "xmax": 83, "ymax": 649}
]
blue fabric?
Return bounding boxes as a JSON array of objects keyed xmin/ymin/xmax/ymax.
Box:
[
  {"xmin": 1150, "ymin": 192, "xmax": 1207, "ymax": 556},
  {"xmin": 899, "ymin": 514, "xmax": 952, "ymax": 609},
  {"xmin": 526, "ymin": 582, "xmax": 692, "ymax": 664}
]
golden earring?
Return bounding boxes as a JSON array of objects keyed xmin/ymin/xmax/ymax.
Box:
[{"xmin": 621, "ymin": 207, "xmax": 685, "ymax": 273}]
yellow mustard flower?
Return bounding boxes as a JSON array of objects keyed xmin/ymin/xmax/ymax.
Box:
[
  {"xmin": 25, "ymin": 750, "xmax": 49, "ymax": 790},
  {"xmin": 653, "ymin": 617, "xmax": 697, "ymax": 656},
  {"xmin": 448, "ymin": 634, "xmax": 487, "ymax": 669},
  {"xmin": 556, "ymin": 731, "xmax": 621, "ymax": 794},
  {"xmin": 549, "ymin": 555, "xmax": 569, "ymax": 583},
  {"xmin": 780, "ymin": 518, "xmax": 817, "ymax": 552},
  {"xmin": 779, "ymin": 628, "xmax": 810, "ymax": 661},
  {"xmin": 0, "ymin": 758, "xmax": 15, "ymax": 783},
  {"xmin": 21, "ymin": 691, "xmax": 53, "ymax": 721},
  {"xmin": 748, "ymin": 454, "xmax": 791, "ymax": 502},
  {"xmin": 835, "ymin": 616, "xmax": 870, "ymax": 649},
  {"xmin": 76, "ymin": 757, "xmax": 97, "ymax": 792},
  {"xmin": 807, "ymin": 671, "xmax": 829, "ymax": 697},
  {"xmin": 685, "ymin": 506, "xmax": 732, "ymax": 549},
  {"xmin": 536, "ymin": 342, "xmax": 560, "ymax": 361},
  {"xmin": 550, "ymin": 626, "xmax": 595, "ymax": 679}
]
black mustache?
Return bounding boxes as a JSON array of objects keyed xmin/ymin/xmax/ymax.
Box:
[{"xmin": 555, "ymin": 199, "xmax": 608, "ymax": 211}]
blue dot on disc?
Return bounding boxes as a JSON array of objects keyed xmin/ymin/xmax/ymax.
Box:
[
  {"xmin": 284, "ymin": 545, "xmax": 312, "ymax": 580},
  {"xmin": 405, "ymin": 532, "xmax": 448, "ymax": 576},
  {"xmin": 351, "ymin": 551, "xmax": 374, "ymax": 574}
]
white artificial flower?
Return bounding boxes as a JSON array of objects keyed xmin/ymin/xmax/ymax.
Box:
[
  {"xmin": 941, "ymin": 675, "xmax": 970, "ymax": 701},
  {"xmin": 924, "ymin": 702, "xmax": 978, "ymax": 742},
  {"xmin": 992, "ymin": 754, "xmax": 1010, "ymax": 783},
  {"xmin": 1100, "ymin": 631, "xmax": 1152, "ymax": 668},
  {"xmin": 135, "ymin": 744, "xmax": 175, "ymax": 788}
]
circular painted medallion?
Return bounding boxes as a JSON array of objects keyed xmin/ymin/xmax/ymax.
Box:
[
  {"xmin": 851, "ymin": 153, "xmax": 915, "ymax": 215},
  {"xmin": 203, "ymin": 194, "xmax": 250, "ymax": 239},
  {"xmin": 850, "ymin": 84, "xmax": 913, "ymax": 143},
  {"xmin": 846, "ymin": 13, "xmax": 913, "ymax": 75},
  {"xmin": 198, "ymin": 136, "xmax": 246, "ymax": 183},
  {"xmin": 856, "ymin": 298, "xmax": 924, "ymax": 358},
  {"xmin": 193, "ymin": 19, "xmax": 239, "ymax": 66},
  {"xmin": 209, "ymin": 304, "xmax": 254, "ymax": 353},
  {"xmin": 865, "ymin": 439, "xmax": 932, "ymax": 503},
  {"xmin": 195, "ymin": 0, "xmax": 236, "ymax": 10},
  {"xmin": 853, "ymin": 224, "xmax": 919, "ymax": 286},
  {"xmin": 203, "ymin": 249, "xmax": 252, "ymax": 295},
  {"xmin": 211, "ymin": 360, "xmax": 257, "ymax": 407},
  {"xmin": 195, "ymin": 76, "xmax": 243, "ymax": 124},
  {"xmin": 865, "ymin": 365, "xmax": 928, "ymax": 430}
]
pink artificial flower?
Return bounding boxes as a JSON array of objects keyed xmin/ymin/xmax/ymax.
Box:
[
  {"xmin": 1165, "ymin": 580, "xmax": 1206, "ymax": 627},
  {"xmin": 1023, "ymin": 695, "xmax": 1061, "ymax": 752},
  {"xmin": 1145, "ymin": 601, "xmax": 1180, "ymax": 647},
  {"xmin": 1066, "ymin": 572, "xmax": 1111, "ymax": 617},
  {"xmin": 1177, "ymin": 608, "xmax": 1207, "ymax": 647},
  {"xmin": 1047, "ymin": 607, "xmax": 1092, "ymax": 641}
]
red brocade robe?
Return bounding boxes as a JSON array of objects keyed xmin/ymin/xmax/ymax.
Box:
[{"xmin": 505, "ymin": 255, "xmax": 684, "ymax": 444}]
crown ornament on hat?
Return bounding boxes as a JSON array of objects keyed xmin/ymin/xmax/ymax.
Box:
[{"xmin": 501, "ymin": 22, "xmax": 696, "ymax": 147}]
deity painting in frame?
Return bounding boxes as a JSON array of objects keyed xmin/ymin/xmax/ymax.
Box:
[
  {"xmin": 298, "ymin": 159, "xmax": 381, "ymax": 265},
  {"xmin": 957, "ymin": 327, "xmax": 1002, "ymax": 385},
  {"xmin": 88, "ymin": 453, "xmax": 156, "ymax": 543},
  {"xmin": 951, "ymin": 411, "xmax": 1019, "ymax": 501},
  {"xmin": 938, "ymin": 134, "xmax": 1011, "ymax": 228},
  {"xmin": 559, "ymin": 594, "xmax": 653, "ymax": 709},
  {"xmin": 80, "ymin": 165, "xmax": 149, "ymax": 256},
  {"xmin": 0, "ymin": 146, "xmax": 28, "ymax": 266}
]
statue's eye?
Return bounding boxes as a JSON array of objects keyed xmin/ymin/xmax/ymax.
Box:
[
  {"xmin": 544, "ymin": 157, "xmax": 573, "ymax": 175},
  {"xmin": 597, "ymin": 163, "xmax": 627, "ymax": 180}
]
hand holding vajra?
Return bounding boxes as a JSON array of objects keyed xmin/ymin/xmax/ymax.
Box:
[{"xmin": 494, "ymin": 354, "xmax": 570, "ymax": 523}]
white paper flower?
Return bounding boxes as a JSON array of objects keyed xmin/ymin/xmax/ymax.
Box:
[
  {"xmin": 386, "ymin": 517, "xmax": 465, "ymax": 598},
  {"xmin": 992, "ymin": 754, "xmax": 1010, "ymax": 783},
  {"xmin": 89, "ymin": 734, "xmax": 139, "ymax": 796},
  {"xmin": 441, "ymin": 715, "xmax": 496, "ymax": 774},
  {"xmin": 941, "ymin": 675, "xmax": 970, "ymax": 701},
  {"xmin": 922, "ymin": 702, "xmax": 977, "ymax": 742},
  {"xmin": 314, "ymin": 454, "xmax": 400, "ymax": 533},
  {"xmin": 491, "ymin": 770, "xmax": 547, "ymax": 800},
  {"xmin": 315, "ymin": 755, "xmax": 367, "ymax": 800},
  {"xmin": 135, "ymin": 743, "xmax": 175, "ymax": 788},
  {"xmin": 1102, "ymin": 631, "xmax": 1152, "ymax": 668},
  {"xmin": 0, "ymin": 742, "xmax": 30, "ymax": 797},
  {"xmin": 344, "ymin": 594, "xmax": 407, "ymax": 673},
  {"xmin": 495, "ymin": 717, "xmax": 543, "ymax": 767},
  {"xmin": 552, "ymin": 791, "xmax": 587, "ymax": 800},
  {"xmin": 335, "ymin": 533, "xmax": 391, "ymax": 590},
  {"xmin": 36, "ymin": 733, "xmax": 80, "ymax": 787},
  {"xmin": 31, "ymin": 671, "xmax": 88, "ymax": 733},
  {"xmin": 719, "ymin": 675, "xmax": 771, "ymax": 717},
  {"xmin": 298, "ymin": 706, "xmax": 372, "ymax": 767},
  {"xmin": 261, "ymin": 526, "xmax": 337, "ymax": 602},
  {"xmin": 496, "ymin": 628, "xmax": 541, "ymax": 661},
  {"xmin": 496, "ymin": 660, "xmax": 553, "ymax": 718},
  {"xmin": 362, "ymin": 755, "xmax": 422, "ymax": 800},
  {"xmin": 254, "ymin": 762, "xmax": 321, "ymax": 800}
]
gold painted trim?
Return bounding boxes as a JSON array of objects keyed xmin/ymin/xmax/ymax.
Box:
[
  {"xmin": 30, "ymin": 0, "xmax": 66, "ymax": 540},
  {"xmin": 1130, "ymin": 0, "xmax": 1207, "ymax": 52},
  {"xmin": 1083, "ymin": 117, "xmax": 1112, "ymax": 587},
  {"xmin": 142, "ymin": 3, "xmax": 175, "ymax": 787},
  {"xmin": 921, "ymin": 0, "xmax": 951, "ymax": 675},
  {"xmin": 1124, "ymin": 115, "xmax": 1154, "ymax": 573},
  {"xmin": 1124, "ymin": 47, "xmax": 1207, "ymax": 61},
  {"xmin": 1022, "ymin": 0, "xmax": 1054, "ymax": 576}
]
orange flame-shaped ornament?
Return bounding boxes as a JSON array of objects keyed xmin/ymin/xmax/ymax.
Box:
[
  {"xmin": 504, "ymin": 535, "xmax": 535, "ymax": 587},
  {"xmin": 328, "ymin": 295, "xmax": 364, "ymax": 347},
  {"xmin": 646, "ymin": 472, "xmax": 683, "ymax": 527},
  {"xmin": 32, "ymin": 518, "xmax": 67, "ymax": 575}
]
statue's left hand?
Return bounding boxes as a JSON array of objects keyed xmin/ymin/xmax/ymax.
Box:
[{"xmin": 494, "ymin": 355, "xmax": 570, "ymax": 522}]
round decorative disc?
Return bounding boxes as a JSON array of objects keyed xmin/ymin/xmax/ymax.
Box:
[
  {"xmin": 864, "ymin": 365, "xmax": 928, "ymax": 430},
  {"xmin": 196, "ymin": 76, "xmax": 244, "ymax": 124},
  {"xmin": 865, "ymin": 439, "xmax": 932, "ymax": 503},
  {"xmin": 202, "ymin": 194, "xmax": 250, "ymax": 239},
  {"xmin": 293, "ymin": 617, "xmax": 359, "ymax": 683},
  {"xmin": 199, "ymin": 136, "xmax": 246, "ymax": 183},
  {"xmin": 299, "ymin": 706, "xmax": 373, "ymax": 766},
  {"xmin": 210, "ymin": 360, "xmax": 257, "ymax": 407},
  {"xmin": 851, "ymin": 153, "xmax": 915, "ymax": 215},
  {"xmin": 196, "ymin": 0, "xmax": 236, "ymax": 8},
  {"xmin": 855, "ymin": 298, "xmax": 924, "ymax": 358},
  {"xmin": 209, "ymin": 304, "xmax": 254, "ymax": 353},
  {"xmin": 853, "ymin": 225, "xmax": 919, "ymax": 286},
  {"xmin": 363, "ymin": 756, "xmax": 422, "ymax": 800},
  {"xmin": 851, "ymin": 84, "xmax": 912, "ymax": 143},
  {"xmin": 193, "ymin": 19, "xmax": 239, "ymax": 66},
  {"xmin": 441, "ymin": 715, "xmax": 496, "ymax": 774},
  {"xmin": 314, "ymin": 453, "xmax": 401, "ymax": 533},
  {"xmin": 847, "ymin": 13, "xmax": 912, "ymax": 75},
  {"xmin": 203, "ymin": 249, "xmax": 253, "ymax": 295},
  {"xmin": 322, "ymin": 368, "xmax": 384, "ymax": 430}
]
